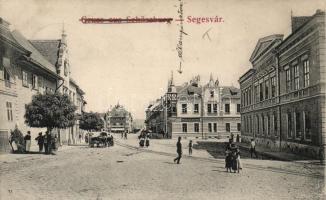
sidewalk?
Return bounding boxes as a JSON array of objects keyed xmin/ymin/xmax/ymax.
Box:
[
  {"xmin": 0, "ymin": 144, "xmax": 77, "ymax": 164},
  {"xmin": 236, "ymin": 142, "xmax": 321, "ymax": 163},
  {"xmin": 114, "ymin": 133, "xmax": 214, "ymax": 159}
]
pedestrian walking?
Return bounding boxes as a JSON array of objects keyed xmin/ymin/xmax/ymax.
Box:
[
  {"xmin": 236, "ymin": 147, "xmax": 242, "ymax": 173},
  {"xmin": 24, "ymin": 131, "xmax": 31, "ymax": 153},
  {"xmin": 78, "ymin": 134, "xmax": 82, "ymax": 143},
  {"xmin": 44, "ymin": 132, "xmax": 49, "ymax": 154},
  {"xmin": 47, "ymin": 133, "xmax": 53, "ymax": 154},
  {"xmin": 121, "ymin": 132, "xmax": 123, "ymax": 139},
  {"xmin": 124, "ymin": 131, "xmax": 128, "ymax": 139},
  {"xmin": 230, "ymin": 132, "xmax": 234, "ymax": 143},
  {"xmin": 250, "ymin": 139, "xmax": 258, "ymax": 158},
  {"xmin": 35, "ymin": 132, "xmax": 44, "ymax": 152},
  {"xmin": 225, "ymin": 149, "xmax": 232, "ymax": 172},
  {"xmin": 188, "ymin": 140, "xmax": 193, "ymax": 156},
  {"xmin": 145, "ymin": 136, "xmax": 150, "ymax": 147},
  {"xmin": 174, "ymin": 137, "xmax": 182, "ymax": 164}
]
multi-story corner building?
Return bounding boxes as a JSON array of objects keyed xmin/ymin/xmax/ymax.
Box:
[
  {"xmin": 145, "ymin": 73, "xmax": 241, "ymax": 139},
  {"xmin": 239, "ymin": 10, "xmax": 325, "ymax": 158},
  {"xmin": 0, "ymin": 18, "xmax": 86, "ymax": 152},
  {"xmin": 105, "ymin": 104, "xmax": 133, "ymax": 133}
]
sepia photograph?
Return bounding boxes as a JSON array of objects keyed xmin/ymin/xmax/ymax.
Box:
[{"xmin": 0, "ymin": 0, "xmax": 325, "ymax": 199}]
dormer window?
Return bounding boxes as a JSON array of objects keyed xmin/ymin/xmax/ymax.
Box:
[{"xmin": 210, "ymin": 90, "xmax": 214, "ymax": 97}]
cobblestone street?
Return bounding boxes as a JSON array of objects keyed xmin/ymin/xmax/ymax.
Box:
[{"xmin": 1, "ymin": 134, "xmax": 325, "ymax": 200}]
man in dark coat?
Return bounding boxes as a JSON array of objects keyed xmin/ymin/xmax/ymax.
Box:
[
  {"xmin": 174, "ymin": 137, "xmax": 182, "ymax": 164},
  {"xmin": 35, "ymin": 132, "xmax": 44, "ymax": 152}
]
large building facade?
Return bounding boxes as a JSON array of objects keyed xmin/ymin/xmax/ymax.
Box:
[
  {"xmin": 239, "ymin": 10, "xmax": 325, "ymax": 158},
  {"xmin": 145, "ymin": 74, "xmax": 241, "ymax": 139},
  {"xmin": 0, "ymin": 18, "xmax": 86, "ymax": 152},
  {"xmin": 105, "ymin": 104, "xmax": 133, "ymax": 133}
]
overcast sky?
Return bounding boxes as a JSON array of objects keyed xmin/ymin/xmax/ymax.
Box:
[{"xmin": 1, "ymin": 0, "xmax": 325, "ymax": 119}]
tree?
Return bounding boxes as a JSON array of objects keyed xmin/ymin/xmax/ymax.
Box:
[
  {"xmin": 79, "ymin": 112, "xmax": 104, "ymax": 132},
  {"xmin": 24, "ymin": 93, "xmax": 77, "ymax": 133}
]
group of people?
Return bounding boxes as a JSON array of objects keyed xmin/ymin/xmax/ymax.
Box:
[
  {"xmin": 121, "ymin": 131, "xmax": 128, "ymax": 139},
  {"xmin": 11, "ymin": 129, "xmax": 57, "ymax": 154},
  {"xmin": 139, "ymin": 131, "xmax": 150, "ymax": 147},
  {"xmin": 33, "ymin": 131, "xmax": 58, "ymax": 154},
  {"xmin": 225, "ymin": 140, "xmax": 242, "ymax": 173}
]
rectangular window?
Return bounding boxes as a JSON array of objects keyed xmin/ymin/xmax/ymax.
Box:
[
  {"xmin": 210, "ymin": 91, "xmax": 214, "ymax": 97},
  {"xmin": 267, "ymin": 115, "xmax": 270, "ymax": 135},
  {"xmin": 38, "ymin": 76, "xmax": 43, "ymax": 89},
  {"xmin": 208, "ymin": 123, "xmax": 212, "ymax": 132},
  {"xmin": 22, "ymin": 71, "xmax": 28, "ymax": 87},
  {"xmin": 225, "ymin": 104, "xmax": 230, "ymax": 113},
  {"xmin": 226, "ymin": 123, "xmax": 230, "ymax": 132},
  {"xmin": 271, "ymin": 77, "xmax": 276, "ymax": 97},
  {"xmin": 248, "ymin": 88, "xmax": 252, "ymax": 105},
  {"xmin": 304, "ymin": 111, "xmax": 311, "ymax": 140},
  {"xmin": 6, "ymin": 102, "xmax": 13, "ymax": 121},
  {"xmin": 237, "ymin": 123, "xmax": 241, "ymax": 131},
  {"xmin": 259, "ymin": 83, "xmax": 263, "ymax": 101},
  {"xmin": 4, "ymin": 68, "xmax": 10, "ymax": 88},
  {"xmin": 194, "ymin": 123, "xmax": 199, "ymax": 132},
  {"xmin": 213, "ymin": 104, "xmax": 217, "ymax": 113},
  {"xmin": 303, "ymin": 60, "xmax": 310, "ymax": 87},
  {"xmin": 32, "ymin": 74, "xmax": 38, "ymax": 90},
  {"xmin": 294, "ymin": 65, "xmax": 299, "ymax": 90},
  {"xmin": 265, "ymin": 80, "xmax": 269, "ymax": 99},
  {"xmin": 237, "ymin": 104, "xmax": 240, "ymax": 113},
  {"xmin": 182, "ymin": 104, "xmax": 187, "ymax": 113},
  {"xmin": 295, "ymin": 112, "xmax": 301, "ymax": 139},
  {"xmin": 287, "ymin": 113, "xmax": 292, "ymax": 138},
  {"xmin": 257, "ymin": 115, "xmax": 260, "ymax": 135},
  {"xmin": 286, "ymin": 69, "xmax": 291, "ymax": 92},
  {"xmin": 182, "ymin": 123, "xmax": 187, "ymax": 133},
  {"xmin": 262, "ymin": 115, "xmax": 265, "ymax": 135},
  {"xmin": 207, "ymin": 104, "xmax": 212, "ymax": 113},
  {"xmin": 254, "ymin": 85, "xmax": 258, "ymax": 103},
  {"xmin": 213, "ymin": 123, "xmax": 217, "ymax": 132},
  {"xmin": 194, "ymin": 104, "xmax": 199, "ymax": 113},
  {"xmin": 274, "ymin": 112, "xmax": 277, "ymax": 135}
]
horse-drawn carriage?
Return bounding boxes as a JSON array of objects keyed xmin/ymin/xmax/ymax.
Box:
[{"xmin": 89, "ymin": 131, "xmax": 114, "ymax": 148}]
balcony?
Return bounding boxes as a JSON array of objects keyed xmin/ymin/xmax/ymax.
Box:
[{"xmin": 280, "ymin": 84, "xmax": 321, "ymax": 103}]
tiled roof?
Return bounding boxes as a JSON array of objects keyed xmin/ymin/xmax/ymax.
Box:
[
  {"xmin": 11, "ymin": 30, "xmax": 56, "ymax": 73},
  {"xmin": 30, "ymin": 40, "xmax": 60, "ymax": 66},
  {"xmin": 221, "ymin": 86, "xmax": 241, "ymax": 98}
]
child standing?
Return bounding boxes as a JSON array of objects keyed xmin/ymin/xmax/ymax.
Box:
[{"xmin": 188, "ymin": 140, "xmax": 193, "ymax": 156}]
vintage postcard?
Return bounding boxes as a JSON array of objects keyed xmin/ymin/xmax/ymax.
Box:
[{"xmin": 0, "ymin": 0, "xmax": 325, "ymax": 199}]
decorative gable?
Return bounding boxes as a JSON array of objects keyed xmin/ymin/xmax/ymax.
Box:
[{"xmin": 249, "ymin": 34, "xmax": 283, "ymax": 64}]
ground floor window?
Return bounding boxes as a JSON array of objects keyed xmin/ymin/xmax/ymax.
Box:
[
  {"xmin": 237, "ymin": 123, "xmax": 241, "ymax": 131},
  {"xmin": 267, "ymin": 115, "xmax": 270, "ymax": 135},
  {"xmin": 208, "ymin": 123, "xmax": 212, "ymax": 132},
  {"xmin": 182, "ymin": 123, "xmax": 187, "ymax": 133},
  {"xmin": 226, "ymin": 123, "xmax": 230, "ymax": 132},
  {"xmin": 287, "ymin": 112, "xmax": 292, "ymax": 138},
  {"xmin": 273, "ymin": 112, "xmax": 277, "ymax": 136},
  {"xmin": 213, "ymin": 123, "xmax": 217, "ymax": 132},
  {"xmin": 304, "ymin": 111, "xmax": 311, "ymax": 140},
  {"xmin": 262, "ymin": 115, "xmax": 265, "ymax": 135},
  {"xmin": 295, "ymin": 111, "xmax": 301, "ymax": 139},
  {"xmin": 194, "ymin": 123, "xmax": 199, "ymax": 132}
]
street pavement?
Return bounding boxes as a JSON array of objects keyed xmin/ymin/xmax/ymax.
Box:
[{"xmin": 0, "ymin": 133, "xmax": 325, "ymax": 200}]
